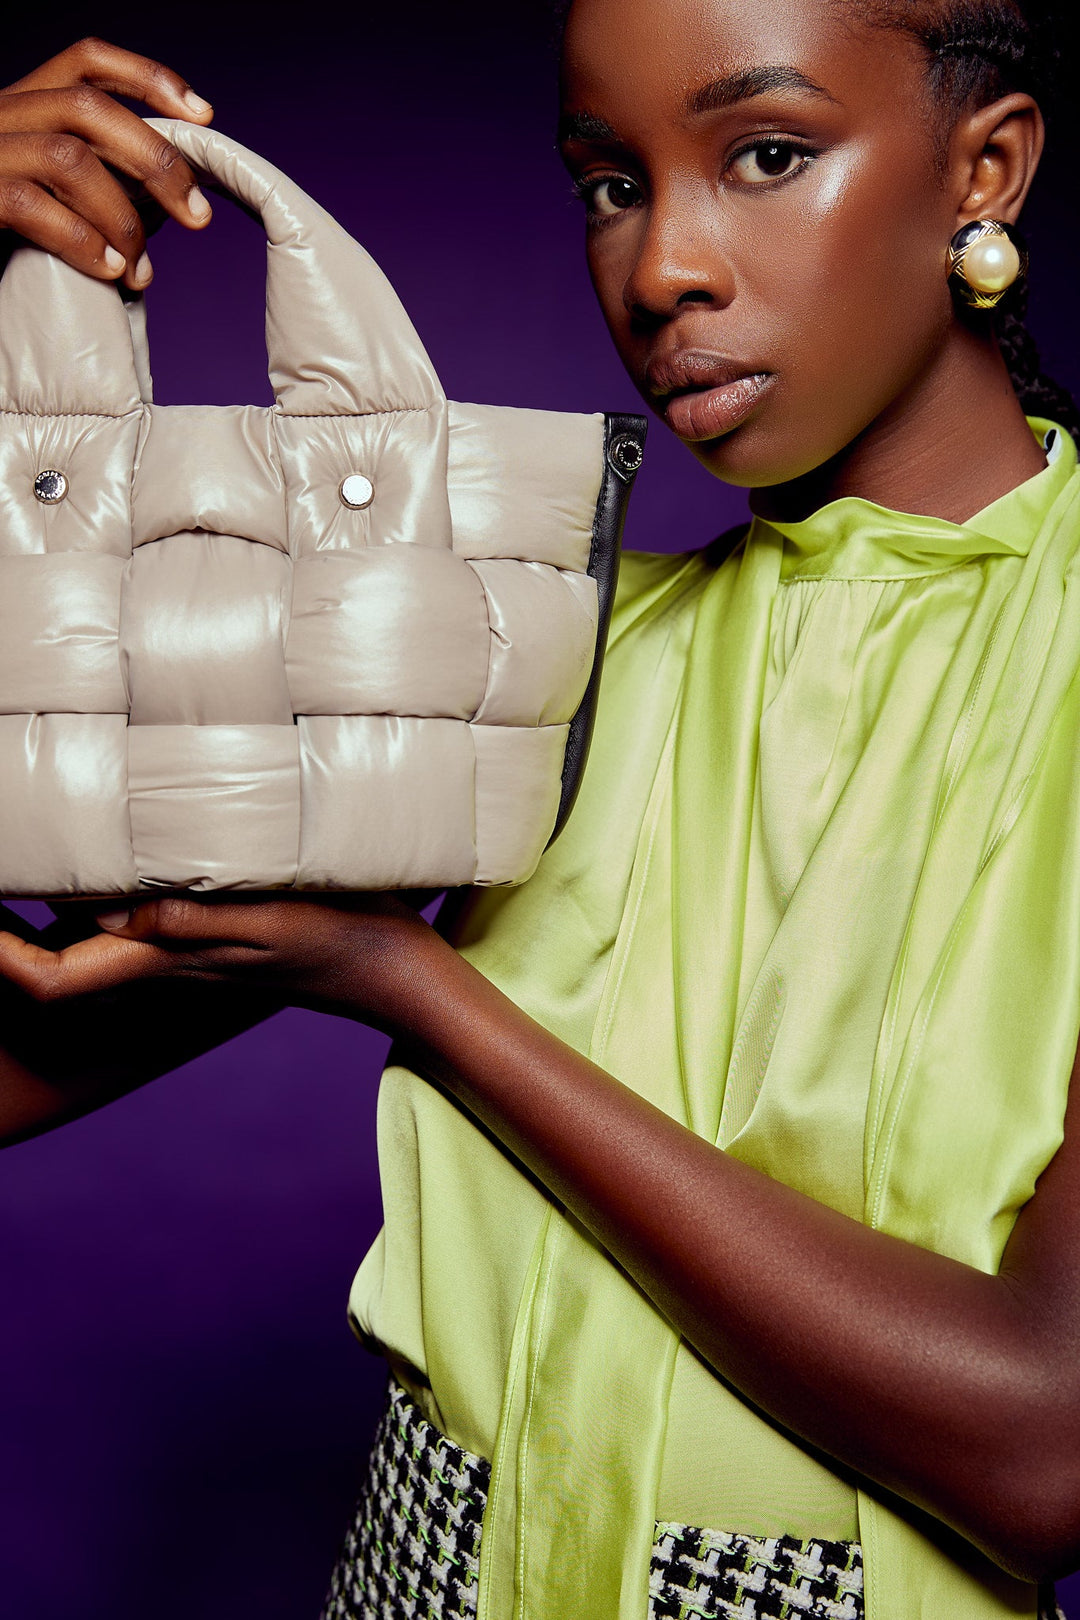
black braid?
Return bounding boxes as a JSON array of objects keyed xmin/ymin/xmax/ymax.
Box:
[
  {"xmin": 996, "ymin": 304, "xmax": 1080, "ymax": 442},
  {"xmin": 852, "ymin": 0, "xmax": 1080, "ymax": 437},
  {"xmin": 990, "ymin": 299, "xmax": 1080, "ymax": 440}
]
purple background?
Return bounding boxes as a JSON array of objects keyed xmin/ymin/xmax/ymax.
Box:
[{"xmin": 2, "ymin": 4, "xmax": 1078, "ymax": 1614}]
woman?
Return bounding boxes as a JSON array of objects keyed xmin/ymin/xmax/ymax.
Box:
[{"xmin": 0, "ymin": 5, "xmax": 1078, "ymax": 1618}]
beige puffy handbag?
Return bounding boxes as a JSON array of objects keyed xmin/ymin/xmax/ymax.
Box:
[{"xmin": 0, "ymin": 119, "xmax": 644, "ymax": 899}]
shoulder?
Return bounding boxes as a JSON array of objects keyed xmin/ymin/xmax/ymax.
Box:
[
  {"xmin": 609, "ymin": 546, "xmax": 717, "ymax": 647},
  {"xmin": 608, "ymin": 527, "xmax": 748, "ymax": 652}
]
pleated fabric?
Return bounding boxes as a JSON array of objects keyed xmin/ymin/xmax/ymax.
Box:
[{"xmin": 350, "ymin": 422, "xmax": 1080, "ymax": 1620}]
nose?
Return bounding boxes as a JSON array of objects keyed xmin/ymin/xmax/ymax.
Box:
[{"xmin": 621, "ymin": 186, "xmax": 736, "ymax": 323}]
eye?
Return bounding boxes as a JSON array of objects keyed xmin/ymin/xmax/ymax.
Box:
[
  {"xmin": 574, "ymin": 174, "xmax": 642, "ymax": 218},
  {"xmin": 729, "ymin": 140, "xmax": 813, "ymax": 186}
]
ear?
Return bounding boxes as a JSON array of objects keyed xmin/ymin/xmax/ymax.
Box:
[{"xmin": 948, "ymin": 92, "xmax": 1045, "ymax": 228}]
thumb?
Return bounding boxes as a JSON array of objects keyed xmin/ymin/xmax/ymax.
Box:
[
  {"xmin": 95, "ymin": 906, "xmax": 133, "ymax": 932},
  {"xmin": 95, "ymin": 897, "xmax": 210, "ymax": 943},
  {"xmin": 95, "ymin": 895, "xmax": 281, "ymax": 947}
]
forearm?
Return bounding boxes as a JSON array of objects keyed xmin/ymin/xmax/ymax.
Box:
[{"xmin": 391, "ymin": 932, "xmax": 1080, "ymax": 1580}]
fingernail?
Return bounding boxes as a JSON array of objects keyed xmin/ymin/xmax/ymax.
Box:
[
  {"xmin": 104, "ymin": 246, "xmax": 125, "ymax": 274},
  {"xmin": 96, "ymin": 908, "xmax": 132, "ymax": 932},
  {"xmin": 183, "ymin": 90, "xmax": 213, "ymax": 117},
  {"xmin": 133, "ymin": 252, "xmax": 153, "ymax": 286},
  {"xmin": 187, "ymin": 185, "xmax": 212, "ymax": 223}
]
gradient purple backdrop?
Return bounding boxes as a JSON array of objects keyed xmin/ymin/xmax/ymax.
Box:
[{"xmin": 2, "ymin": 5, "xmax": 1078, "ymax": 1616}]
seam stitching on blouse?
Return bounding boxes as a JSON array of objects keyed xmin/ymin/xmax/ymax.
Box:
[
  {"xmin": 779, "ymin": 560, "xmax": 988, "ymax": 586},
  {"xmin": 591, "ymin": 725, "xmax": 675, "ymax": 1065}
]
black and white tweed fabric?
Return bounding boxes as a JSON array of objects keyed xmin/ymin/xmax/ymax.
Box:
[
  {"xmin": 649, "ymin": 1524, "xmax": 862, "ymax": 1619},
  {"xmin": 323, "ymin": 1381, "xmax": 1065, "ymax": 1620},
  {"xmin": 321, "ymin": 1381, "xmax": 491, "ymax": 1620}
]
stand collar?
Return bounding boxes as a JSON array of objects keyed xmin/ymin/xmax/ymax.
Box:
[{"xmin": 760, "ymin": 420, "xmax": 1076, "ymax": 581}]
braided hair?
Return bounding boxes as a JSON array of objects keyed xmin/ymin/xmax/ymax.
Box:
[{"xmin": 847, "ymin": 0, "xmax": 1080, "ymax": 438}]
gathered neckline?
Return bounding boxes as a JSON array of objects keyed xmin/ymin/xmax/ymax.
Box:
[{"xmin": 757, "ymin": 420, "xmax": 1075, "ymax": 581}]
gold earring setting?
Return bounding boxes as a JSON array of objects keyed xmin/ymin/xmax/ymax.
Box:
[{"xmin": 947, "ymin": 220, "xmax": 1028, "ymax": 311}]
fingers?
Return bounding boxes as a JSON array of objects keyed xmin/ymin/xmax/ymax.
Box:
[
  {"xmin": 0, "ymin": 927, "xmax": 172, "ymax": 1001},
  {"xmin": 0, "ymin": 87, "xmax": 213, "ymax": 227},
  {"xmin": 95, "ymin": 895, "xmax": 267, "ymax": 945},
  {"xmin": 1, "ymin": 85, "xmax": 213, "ymax": 223},
  {"xmin": 0, "ymin": 134, "xmax": 145, "ymax": 284},
  {"xmin": 0, "ymin": 97, "xmax": 212, "ymax": 287},
  {"xmin": 0, "ymin": 39, "xmax": 214, "ymax": 288},
  {"xmin": 4, "ymin": 38, "xmax": 213, "ymax": 125},
  {"xmin": 0, "ymin": 894, "xmax": 279, "ymax": 1001},
  {"xmin": 92, "ymin": 893, "xmax": 409, "ymax": 968}
]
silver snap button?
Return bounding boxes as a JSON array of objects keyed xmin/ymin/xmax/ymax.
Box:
[
  {"xmin": 607, "ymin": 433, "xmax": 643, "ymax": 480},
  {"xmin": 34, "ymin": 469, "xmax": 69, "ymax": 504},
  {"xmin": 339, "ymin": 473, "xmax": 374, "ymax": 510}
]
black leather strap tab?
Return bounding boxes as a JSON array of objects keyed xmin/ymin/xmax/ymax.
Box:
[{"xmin": 549, "ymin": 411, "xmax": 647, "ymax": 843}]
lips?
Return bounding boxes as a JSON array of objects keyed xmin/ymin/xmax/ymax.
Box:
[{"xmin": 646, "ymin": 351, "xmax": 776, "ymax": 442}]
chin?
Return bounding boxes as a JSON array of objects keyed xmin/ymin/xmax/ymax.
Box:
[
  {"xmin": 675, "ymin": 399, "xmax": 869, "ymax": 494},
  {"xmin": 680, "ymin": 425, "xmax": 827, "ymax": 492}
]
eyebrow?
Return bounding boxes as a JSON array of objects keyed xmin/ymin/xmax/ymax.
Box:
[
  {"xmin": 686, "ymin": 65, "xmax": 838, "ymax": 116},
  {"xmin": 558, "ymin": 64, "xmax": 835, "ymax": 144},
  {"xmin": 558, "ymin": 109, "xmax": 619, "ymax": 143}
]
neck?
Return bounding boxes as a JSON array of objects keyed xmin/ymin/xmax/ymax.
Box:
[{"xmin": 752, "ymin": 324, "xmax": 1048, "ymax": 526}]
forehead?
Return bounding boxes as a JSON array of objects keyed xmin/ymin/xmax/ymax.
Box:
[{"xmin": 560, "ymin": 0, "xmax": 921, "ymax": 117}]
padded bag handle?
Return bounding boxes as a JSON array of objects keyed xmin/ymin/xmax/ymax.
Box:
[
  {"xmin": 0, "ymin": 121, "xmax": 644, "ymax": 898},
  {"xmin": 0, "ymin": 117, "xmax": 442, "ymax": 418},
  {"xmin": 148, "ymin": 117, "xmax": 446, "ymax": 417}
]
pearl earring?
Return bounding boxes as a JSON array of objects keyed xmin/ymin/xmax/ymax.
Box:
[{"xmin": 947, "ymin": 220, "xmax": 1028, "ymax": 311}]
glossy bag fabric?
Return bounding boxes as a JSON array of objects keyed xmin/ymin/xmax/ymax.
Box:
[{"xmin": 0, "ymin": 118, "xmax": 642, "ymax": 898}]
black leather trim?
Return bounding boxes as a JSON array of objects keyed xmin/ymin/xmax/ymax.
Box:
[{"xmin": 548, "ymin": 410, "xmax": 647, "ymax": 843}]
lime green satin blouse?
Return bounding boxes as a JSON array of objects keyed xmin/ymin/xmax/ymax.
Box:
[{"xmin": 350, "ymin": 421, "xmax": 1080, "ymax": 1620}]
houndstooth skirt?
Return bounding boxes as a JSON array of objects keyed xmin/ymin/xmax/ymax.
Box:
[{"xmin": 321, "ymin": 1380, "xmax": 1065, "ymax": 1620}]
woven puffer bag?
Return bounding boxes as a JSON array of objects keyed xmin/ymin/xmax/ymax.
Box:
[{"xmin": 0, "ymin": 119, "xmax": 644, "ymax": 899}]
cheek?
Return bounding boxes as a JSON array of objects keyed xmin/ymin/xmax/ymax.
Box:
[
  {"xmin": 712, "ymin": 171, "xmax": 956, "ymax": 483},
  {"xmin": 770, "ymin": 150, "xmax": 949, "ymax": 367},
  {"xmin": 776, "ymin": 228, "xmax": 943, "ymax": 391},
  {"xmin": 584, "ymin": 227, "xmax": 637, "ymax": 335}
]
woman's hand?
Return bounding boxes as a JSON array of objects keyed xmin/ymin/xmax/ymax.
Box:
[
  {"xmin": 0, "ymin": 37, "xmax": 214, "ymax": 291},
  {"xmin": 0, "ymin": 893, "xmax": 448, "ymax": 1146},
  {"xmin": 0, "ymin": 892, "xmax": 443, "ymax": 1035}
]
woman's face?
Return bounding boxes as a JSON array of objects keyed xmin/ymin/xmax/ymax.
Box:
[{"xmin": 559, "ymin": 0, "xmax": 965, "ymax": 489}]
